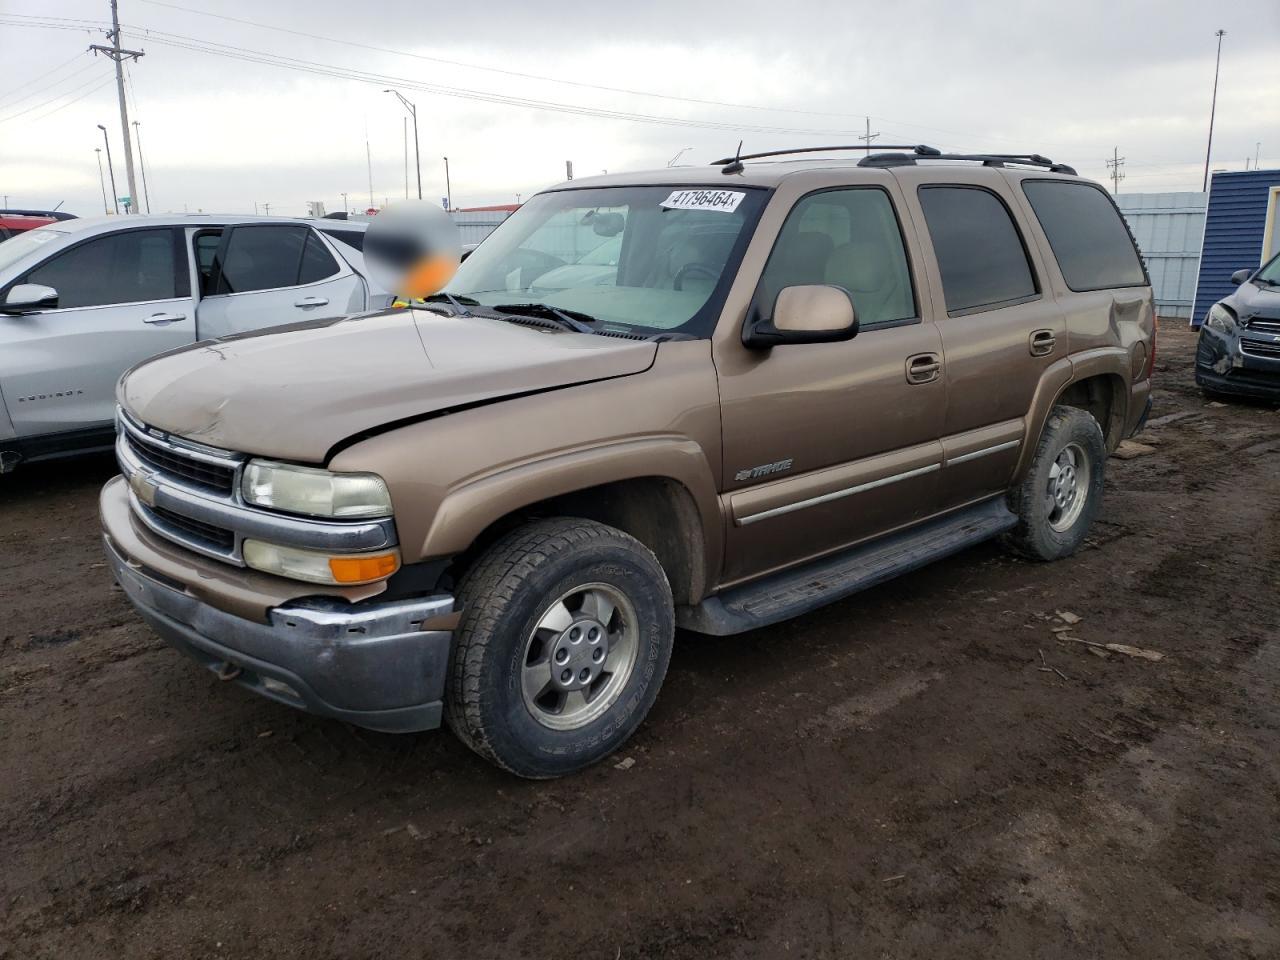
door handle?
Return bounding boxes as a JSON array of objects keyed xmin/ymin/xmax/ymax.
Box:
[
  {"xmin": 294, "ymin": 296, "xmax": 329, "ymax": 308},
  {"xmin": 1029, "ymin": 329, "xmax": 1056, "ymax": 357},
  {"xmin": 905, "ymin": 352, "xmax": 942, "ymax": 385},
  {"xmin": 142, "ymin": 312, "xmax": 186, "ymax": 324}
]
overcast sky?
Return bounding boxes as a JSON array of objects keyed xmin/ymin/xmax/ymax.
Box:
[{"xmin": 1, "ymin": 0, "xmax": 1277, "ymax": 217}]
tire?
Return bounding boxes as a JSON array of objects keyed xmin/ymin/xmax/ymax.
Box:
[
  {"xmin": 445, "ymin": 517, "xmax": 674, "ymax": 778},
  {"xmin": 1002, "ymin": 405, "xmax": 1106, "ymax": 561}
]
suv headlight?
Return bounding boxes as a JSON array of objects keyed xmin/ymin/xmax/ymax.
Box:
[
  {"xmin": 242, "ymin": 460, "xmax": 393, "ymax": 518},
  {"xmin": 1205, "ymin": 303, "xmax": 1236, "ymax": 334}
]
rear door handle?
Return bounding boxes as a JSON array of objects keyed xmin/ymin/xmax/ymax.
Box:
[
  {"xmin": 294, "ymin": 296, "xmax": 329, "ymax": 308},
  {"xmin": 906, "ymin": 352, "xmax": 942, "ymax": 385},
  {"xmin": 1030, "ymin": 329, "xmax": 1056, "ymax": 356},
  {"xmin": 142, "ymin": 312, "xmax": 186, "ymax": 324}
]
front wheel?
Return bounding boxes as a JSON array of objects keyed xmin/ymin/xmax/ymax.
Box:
[
  {"xmin": 1003, "ymin": 405, "xmax": 1106, "ymax": 561},
  {"xmin": 445, "ymin": 518, "xmax": 674, "ymax": 778}
]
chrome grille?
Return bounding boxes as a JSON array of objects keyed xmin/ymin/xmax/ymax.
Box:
[
  {"xmin": 1244, "ymin": 317, "xmax": 1280, "ymax": 334},
  {"xmin": 114, "ymin": 408, "xmax": 399, "ymax": 568},
  {"xmin": 1240, "ymin": 338, "xmax": 1280, "ymax": 359}
]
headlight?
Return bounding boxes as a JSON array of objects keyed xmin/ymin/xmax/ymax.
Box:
[
  {"xmin": 243, "ymin": 540, "xmax": 400, "ymax": 585},
  {"xmin": 1205, "ymin": 303, "xmax": 1236, "ymax": 334},
  {"xmin": 242, "ymin": 460, "xmax": 392, "ymax": 518}
]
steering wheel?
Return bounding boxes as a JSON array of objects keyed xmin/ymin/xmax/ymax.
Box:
[{"xmin": 673, "ymin": 262, "xmax": 719, "ymax": 291}]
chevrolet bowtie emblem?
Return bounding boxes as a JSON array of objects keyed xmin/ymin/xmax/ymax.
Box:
[{"xmin": 129, "ymin": 469, "xmax": 161, "ymax": 508}]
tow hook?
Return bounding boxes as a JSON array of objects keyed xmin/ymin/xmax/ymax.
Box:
[{"xmin": 216, "ymin": 661, "xmax": 242, "ymax": 682}]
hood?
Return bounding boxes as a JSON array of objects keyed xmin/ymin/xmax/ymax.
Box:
[
  {"xmin": 1230, "ymin": 280, "xmax": 1280, "ymax": 321},
  {"xmin": 119, "ymin": 308, "xmax": 657, "ymax": 462}
]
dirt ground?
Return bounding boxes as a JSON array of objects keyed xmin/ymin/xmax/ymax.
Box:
[{"xmin": 2, "ymin": 323, "xmax": 1278, "ymax": 960}]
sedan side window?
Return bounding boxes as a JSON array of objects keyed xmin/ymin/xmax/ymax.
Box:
[
  {"xmin": 213, "ymin": 225, "xmax": 310, "ymax": 294},
  {"xmin": 758, "ymin": 188, "xmax": 917, "ymax": 328},
  {"xmin": 24, "ymin": 229, "xmax": 177, "ymax": 309}
]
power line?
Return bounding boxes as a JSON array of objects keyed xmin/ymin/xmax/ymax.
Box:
[
  {"xmin": 127, "ymin": 30, "xmax": 874, "ymax": 137},
  {"xmin": 0, "ymin": 57, "xmax": 102, "ymax": 112},
  {"xmin": 0, "ymin": 50, "xmax": 89, "ymax": 105},
  {"xmin": 0, "ymin": 67, "xmax": 115, "ymax": 124},
  {"xmin": 0, "ymin": 75, "xmax": 118, "ymax": 127}
]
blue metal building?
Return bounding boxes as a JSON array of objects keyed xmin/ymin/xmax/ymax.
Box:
[{"xmin": 1190, "ymin": 169, "xmax": 1280, "ymax": 326}]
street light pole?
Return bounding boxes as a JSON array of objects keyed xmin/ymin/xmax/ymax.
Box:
[
  {"xmin": 94, "ymin": 148, "xmax": 110, "ymax": 214},
  {"xmin": 132, "ymin": 120, "xmax": 151, "ymax": 213},
  {"xmin": 384, "ymin": 89, "xmax": 422, "ymax": 199},
  {"xmin": 667, "ymin": 147, "xmax": 692, "ymax": 167},
  {"xmin": 97, "ymin": 124, "xmax": 119, "ymax": 214},
  {"xmin": 1202, "ymin": 29, "xmax": 1226, "ymax": 193},
  {"xmin": 443, "ymin": 156, "xmax": 451, "ymax": 210}
]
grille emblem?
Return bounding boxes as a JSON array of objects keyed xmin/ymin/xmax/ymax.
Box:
[{"xmin": 129, "ymin": 469, "xmax": 161, "ymax": 507}]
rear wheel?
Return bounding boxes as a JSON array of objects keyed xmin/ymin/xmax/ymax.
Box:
[
  {"xmin": 1003, "ymin": 405, "xmax": 1106, "ymax": 561},
  {"xmin": 445, "ymin": 518, "xmax": 674, "ymax": 778}
]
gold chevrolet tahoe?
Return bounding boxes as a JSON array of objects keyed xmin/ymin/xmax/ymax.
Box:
[{"xmin": 101, "ymin": 146, "xmax": 1155, "ymax": 778}]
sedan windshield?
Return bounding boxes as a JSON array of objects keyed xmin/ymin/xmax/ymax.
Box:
[{"xmin": 445, "ymin": 186, "xmax": 767, "ymax": 337}]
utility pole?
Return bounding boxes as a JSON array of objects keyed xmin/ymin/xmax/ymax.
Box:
[
  {"xmin": 89, "ymin": 0, "xmax": 143, "ymax": 213},
  {"xmin": 263, "ymin": 202, "xmax": 271, "ymax": 216},
  {"xmin": 132, "ymin": 120, "xmax": 151, "ymax": 213},
  {"xmin": 1106, "ymin": 146, "xmax": 1125, "ymax": 194},
  {"xmin": 384, "ymin": 90, "xmax": 421, "ymax": 199},
  {"xmin": 365, "ymin": 131, "xmax": 375, "ymax": 209},
  {"xmin": 97, "ymin": 124, "xmax": 119, "ymax": 214},
  {"xmin": 443, "ymin": 156, "xmax": 452, "ymax": 210},
  {"xmin": 402, "ymin": 117, "xmax": 409, "ymax": 198},
  {"xmin": 94, "ymin": 147, "xmax": 110, "ymax": 213},
  {"xmin": 1256, "ymin": 142, "xmax": 1262, "ymax": 170},
  {"xmin": 858, "ymin": 116, "xmax": 880, "ymax": 155},
  {"xmin": 1202, "ymin": 29, "xmax": 1226, "ymax": 192},
  {"xmin": 340, "ymin": 192, "xmax": 348, "ymax": 215}
]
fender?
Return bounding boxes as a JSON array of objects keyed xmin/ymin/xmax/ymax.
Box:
[
  {"xmin": 1013, "ymin": 348, "xmax": 1129, "ymax": 481},
  {"xmin": 419, "ymin": 435, "xmax": 724, "ymax": 597}
]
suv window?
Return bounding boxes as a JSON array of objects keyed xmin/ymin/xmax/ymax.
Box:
[
  {"xmin": 918, "ymin": 186, "xmax": 1037, "ymax": 315},
  {"xmin": 1022, "ymin": 180, "xmax": 1146, "ymax": 291},
  {"xmin": 213, "ymin": 225, "xmax": 338, "ymax": 294},
  {"xmin": 759, "ymin": 188, "xmax": 916, "ymax": 327},
  {"xmin": 25, "ymin": 228, "xmax": 177, "ymax": 309}
]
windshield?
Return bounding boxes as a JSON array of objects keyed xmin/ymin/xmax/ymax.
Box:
[
  {"xmin": 0, "ymin": 227, "xmax": 67, "ymax": 274},
  {"xmin": 1255, "ymin": 254, "xmax": 1280, "ymax": 286},
  {"xmin": 445, "ymin": 185, "xmax": 767, "ymax": 336}
]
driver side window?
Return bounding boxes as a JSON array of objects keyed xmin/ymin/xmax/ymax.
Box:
[
  {"xmin": 759, "ymin": 188, "xmax": 916, "ymax": 329},
  {"xmin": 24, "ymin": 229, "xmax": 178, "ymax": 309}
]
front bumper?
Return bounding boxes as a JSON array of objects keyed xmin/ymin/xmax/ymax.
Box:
[
  {"xmin": 1196, "ymin": 327, "xmax": 1280, "ymax": 401},
  {"xmin": 104, "ymin": 530, "xmax": 456, "ymax": 734}
]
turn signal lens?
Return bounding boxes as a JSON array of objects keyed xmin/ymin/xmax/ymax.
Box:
[
  {"xmin": 329, "ymin": 553, "xmax": 400, "ymax": 583},
  {"xmin": 243, "ymin": 540, "xmax": 400, "ymax": 585}
]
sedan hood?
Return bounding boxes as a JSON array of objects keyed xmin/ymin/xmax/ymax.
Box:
[{"xmin": 119, "ymin": 309, "xmax": 656, "ymax": 462}]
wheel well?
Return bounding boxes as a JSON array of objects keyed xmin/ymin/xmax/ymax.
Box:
[
  {"xmin": 1055, "ymin": 374, "xmax": 1127, "ymax": 450},
  {"xmin": 451, "ymin": 477, "xmax": 707, "ymax": 605}
]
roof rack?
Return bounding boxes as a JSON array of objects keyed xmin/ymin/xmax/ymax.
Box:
[{"xmin": 711, "ymin": 144, "xmax": 1076, "ymax": 176}]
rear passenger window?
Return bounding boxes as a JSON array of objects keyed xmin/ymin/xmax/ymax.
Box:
[
  {"xmin": 298, "ymin": 231, "xmax": 340, "ymax": 284},
  {"xmin": 918, "ymin": 186, "xmax": 1037, "ymax": 315},
  {"xmin": 1022, "ymin": 180, "xmax": 1146, "ymax": 290},
  {"xmin": 759, "ymin": 188, "xmax": 916, "ymax": 328}
]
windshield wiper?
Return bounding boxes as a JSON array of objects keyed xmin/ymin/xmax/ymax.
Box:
[
  {"xmin": 419, "ymin": 292, "xmax": 479, "ymax": 316},
  {"xmin": 492, "ymin": 302, "xmax": 600, "ymax": 333}
]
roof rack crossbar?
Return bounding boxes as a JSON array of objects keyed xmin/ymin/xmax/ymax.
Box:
[
  {"xmin": 711, "ymin": 144, "xmax": 1074, "ymax": 177},
  {"xmin": 856, "ymin": 151, "xmax": 1077, "ymax": 176},
  {"xmin": 711, "ymin": 144, "xmax": 941, "ymax": 168}
]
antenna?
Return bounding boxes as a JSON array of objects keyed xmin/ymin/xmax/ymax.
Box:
[{"xmin": 721, "ymin": 140, "xmax": 745, "ymax": 175}]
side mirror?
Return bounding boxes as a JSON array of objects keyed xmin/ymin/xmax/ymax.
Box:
[
  {"xmin": 1, "ymin": 283, "xmax": 58, "ymax": 314},
  {"xmin": 743, "ymin": 284, "xmax": 858, "ymax": 349},
  {"xmin": 1230, "ymin": 268, "xmax": 1252, "ymax": 285}
]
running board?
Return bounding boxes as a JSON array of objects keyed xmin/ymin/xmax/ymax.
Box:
[{"xmin": 677, "ymin": 498, "xmax": 1017, "ymax": 636}]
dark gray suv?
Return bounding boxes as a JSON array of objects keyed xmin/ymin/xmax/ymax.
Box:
[{"xmin": 1196, "ymin": 254, "xmax": 1280, "ymax": 402}]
